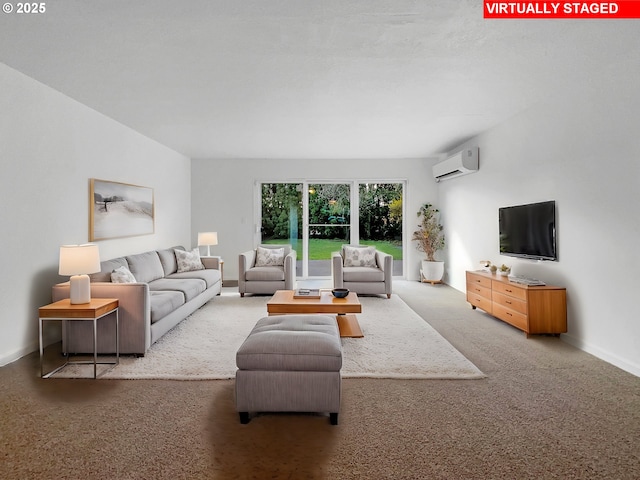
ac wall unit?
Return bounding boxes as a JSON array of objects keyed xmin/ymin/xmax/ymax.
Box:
[{"xmin": 432, "ymin": 147, "xmax": 479, "ymax": 182}]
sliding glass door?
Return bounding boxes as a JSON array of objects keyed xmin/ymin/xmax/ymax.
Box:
[
  {"xmin": 307, "ymin": 183, "xmax": 351, "ymax": 276},
  {"xmin": 358, "ymin": 183, "xmax": 403, "ymax": 276},
  {"xmin": 260, "ymin": 183, "xmax": 303, "ymax": 276},
  {"xmin": 259, "ymin": 180, "xmax": 404, "ymax": 278}
]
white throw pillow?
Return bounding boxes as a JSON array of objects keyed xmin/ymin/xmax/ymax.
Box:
[
  {"xmin": 343, "ymin": 246, "xmax": 377, "ymax": 267},
  {"xmin": 111, "ymin": 265, "xmax": 137, "ymax": 283},
  {"xmin": 255, "ymin": 246, "xmax": 285, "ymax": 267},
  {"xmin": 174, "ymin": 248, "xmax": 205, "ymax": 273}
]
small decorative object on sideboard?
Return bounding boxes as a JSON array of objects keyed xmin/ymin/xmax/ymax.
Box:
[
  {"xmin": 479, "ymin": 260, "xmax": 498, "ymax": 273},
  {"xmin": 497, "ymin": 264, "xmax": 511, "ymax": 276}
]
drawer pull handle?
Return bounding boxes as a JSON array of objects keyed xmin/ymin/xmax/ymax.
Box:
[
  {"xmin": 505, "ymin": 289, "xmax": 513, "ymax": 293},
  {"xmin": 506, "ymin": 312, "xmax": 512, "ymax": 316},
  {"xmin": 506, "ymin": 301, "xmax": 512, "ymax": 304}
]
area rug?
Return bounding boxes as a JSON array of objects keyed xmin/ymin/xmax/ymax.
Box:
[{"xmin": 53, "ymin": 293, "xmax": 485, "ymax": 380}]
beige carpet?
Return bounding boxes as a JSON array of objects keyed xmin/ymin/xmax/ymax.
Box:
[
  {"xmin": 52, "ymin": 292, "xmax": 484, "ymax": 380},
  {"xmin": 3, "ymin": 282, "xmax": 639, "ymax": 479}
]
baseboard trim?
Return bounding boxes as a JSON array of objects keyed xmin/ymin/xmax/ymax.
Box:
[
  {"xmin": 562, "ymin": 333, "xmax": 640, "ymax": 378},
  {"xmin": 0, "ymin": 341, "xmax": 38, "ymax": 367}
]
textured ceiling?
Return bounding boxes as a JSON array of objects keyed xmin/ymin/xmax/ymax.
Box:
[{"xmin": 1, "ymin": 0, "xmax": 638, "ymax": 159}]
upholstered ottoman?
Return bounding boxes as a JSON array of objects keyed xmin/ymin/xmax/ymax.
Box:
[{"xmin": 235, "ymin": 314, "xmax": 343, "ymax": 425}]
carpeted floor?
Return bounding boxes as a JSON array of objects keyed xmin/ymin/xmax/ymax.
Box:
[{"xmin": 1, "ymin": 281, "xmax": 639, "ymax": 479}]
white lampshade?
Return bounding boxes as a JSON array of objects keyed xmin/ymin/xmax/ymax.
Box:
[
  {"xmin": 197, "ymin": 232, "xmax": 218, "ymax": 246},
  {"xmin": 197, "ymin": 232, "xmax": 218, "ymax": 256},
  {"xmin": 59, "ymin": 244, "xmax": 101, "ymax": 304},
  {"xmin": 59, "ymin": 244, "xmax": 101, "ymax": 275}
]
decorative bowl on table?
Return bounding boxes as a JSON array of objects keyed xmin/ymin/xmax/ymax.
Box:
[{"xmin": 332, "ymin": 288, "xmax": 349, "ymax": 298}]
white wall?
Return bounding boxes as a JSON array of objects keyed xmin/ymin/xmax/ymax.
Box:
[
  {"xmin": 438, "ymin": 65, "xmax": 640, "ymax": 376},
  {"xmin": 191, "ymin": 158, "xmax": 438, "ymax": 281},
  {"xmin": 0, "ymin": 64, "xmax": 192, "ymax": 365}
]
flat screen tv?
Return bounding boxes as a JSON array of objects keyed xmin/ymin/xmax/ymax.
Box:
[{"xmin": 499, "ymin": 201, "xmax": 557, "ymax": 261}]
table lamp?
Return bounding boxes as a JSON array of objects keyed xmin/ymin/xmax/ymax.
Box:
[
  {"xmin": 59, "ymin": 244, "xmax": 101, "ymax": 304},
  {"xmin": 197, "ymin": 232, "xmax": 218, "ymax": 257}
]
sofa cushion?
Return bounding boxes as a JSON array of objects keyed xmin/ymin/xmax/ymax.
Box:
[
  {"xmin": 236, "ymin": 315, "xmax": 342, "ymax": 371},
  {"xmin": 256, "ymin": 246, "xmax": 285, "ymax": 267},
  {"xmin": 111, "ymin": 266, "xmax": 137, "ymax": 283},
  {"xmin": 167, "ymin": 269, "xmax": 221, "ymax": 289},
  {"xmin": 126, "ymin": 251, "xmax": 165, "ymax": 283},
  {"xmin": 343, "ymin": 266, "xmax": 384, "ymax": 282},
  {"xmin": 343, "ymin": 245, "xmax": 377, "ymax": 267},
  {"xmin": 157, "ymin": 246, "xmax": 184, "ymax": 276},
  {"xmin": 150, "ymin": 290, "xmax": 185, "ymax": 324},
  {"xmin": 90, "ymin": 257, "xmax": 129, "ymax": 282},
  {"xmin": 246, "ymin": 266, "xmax": 285, "ymax": 282},
  {"xmin": 149, "ymin": 278, "xmax": 206, "ymax": 302},
  {"xmin": 175, "ymin": 248, "xmax": 205, "ymax": 273}
]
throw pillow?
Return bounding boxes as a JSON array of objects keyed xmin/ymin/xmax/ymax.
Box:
[
  {"xmin": 111, "ymin": 265, "xmax": 137, "ymax": 283},
  {"xmin": 255, "ymin": 246, "xmax": 285, "ymax": 267},
  {"xmin": 174, "ymin": 248, "xmax": 205, "ymax": 273},
  {"xmin": 343, "ymin": 246, "xmax": 377, "ymax": 267}
]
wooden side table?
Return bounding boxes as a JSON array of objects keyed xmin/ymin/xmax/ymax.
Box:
[{"xmin": 39, "ymin": 298, "xmax": 119, "ymax": 379}]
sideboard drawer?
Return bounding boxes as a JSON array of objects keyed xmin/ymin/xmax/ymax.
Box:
[
  {"xmin": 466, "ymin": 271, "xmax": 492, "ymax": 289},
  {"xmin": 467, "ymin": 291, "xmax": 493, "ymax": 313},
  {"xmin": 492, "ymin": 280, "xmax": 527, "ymax": 301},
  {"xmin": 467, "ymin": 282, "xmax": 491, "ymax": 301},
  {"xmin": 492, "ymin": 291, "xmax": 527, "ymax": 315},
  {"xmin": 493, "ymin": 303, "xmax": 528, "ymax": 331}
]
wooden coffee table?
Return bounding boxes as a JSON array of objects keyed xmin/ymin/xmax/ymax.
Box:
[{"xmin": 267, "ymin": 290, "xmax": 363, "ymax": 338}]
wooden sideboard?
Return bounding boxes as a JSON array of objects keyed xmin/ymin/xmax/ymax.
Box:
[{"xmin": 466, "ymin": 270, "xmax": 567, "ymax": 337}]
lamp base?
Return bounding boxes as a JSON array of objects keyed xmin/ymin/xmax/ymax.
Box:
[{"xmin": 69, "ymin": 274, "xmax": 91, "ymax": 304}]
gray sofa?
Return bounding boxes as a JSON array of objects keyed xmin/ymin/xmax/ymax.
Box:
[{"xmin": 52, "ymin": 246, "xmax": 222, "ymax": 356}]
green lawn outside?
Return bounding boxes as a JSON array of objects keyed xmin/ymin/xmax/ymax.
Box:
[{"xmin": 263, "ymin": 238, "xmax": 403, "ymax": 260}]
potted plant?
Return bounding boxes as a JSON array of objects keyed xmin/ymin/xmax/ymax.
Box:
[
  {"xmin": 412, "ymin": 203, "xmax": 445, "ymax": 283},
  {"xmin": 497, "ymin": 264, "xmax": 511, "ymax": 276}
]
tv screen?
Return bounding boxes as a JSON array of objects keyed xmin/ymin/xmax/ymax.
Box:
[{"xmin": 499, "ymin": 201, "xmax": 557, "ymax": 261}]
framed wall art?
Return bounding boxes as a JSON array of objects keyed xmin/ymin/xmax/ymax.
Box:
[{"xmin": 89, "ymin": 179, "xmax": 155, "ymax": 241}]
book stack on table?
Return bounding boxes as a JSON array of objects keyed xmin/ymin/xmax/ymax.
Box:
[{"xmin": 293, "ymin": 289, "xmax": 321, "ymax": 299}]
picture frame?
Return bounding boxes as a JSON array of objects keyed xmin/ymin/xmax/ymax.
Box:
[{"xmin": 89, "ymin": 178, "xmax": 155, "ymax": 241}]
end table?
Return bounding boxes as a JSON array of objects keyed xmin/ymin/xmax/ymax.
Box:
[{"xmin": 39, "ymin": 298, "xmax": 119, "ymax": 379}]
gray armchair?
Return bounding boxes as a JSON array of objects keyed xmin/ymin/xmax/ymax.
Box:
[
  {"xmin": 332, "ymin": 245, "xmax": 392, "ymax": 298},
  {"xmin": 239, "ymin": 244, "xmax": 297, "ymax": 296}
]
